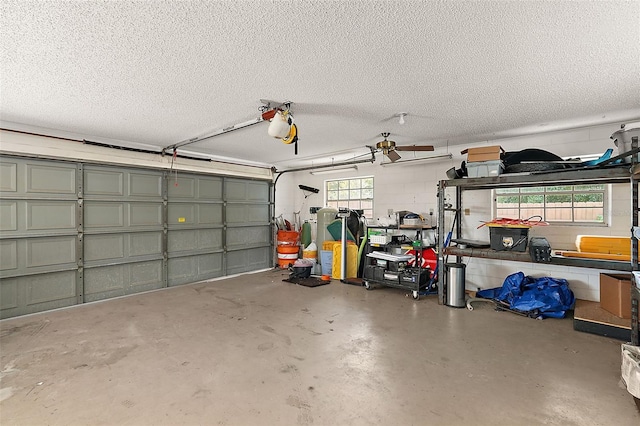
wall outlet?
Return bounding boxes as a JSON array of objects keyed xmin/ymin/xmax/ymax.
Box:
[{"xmin": 464, "ymin": 208, "xmax": 471, "ymax": 215}]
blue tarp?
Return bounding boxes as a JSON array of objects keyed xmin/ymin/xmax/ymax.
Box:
[{"xmin": 477, "ymin": 272, "xmax": 575, "ymax": 318}]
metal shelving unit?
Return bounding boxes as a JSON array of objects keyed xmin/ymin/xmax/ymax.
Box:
[
  {"xmin": 436, "ymin": 163, "xmax": 633, "ymax": 305},
  {"xmin": 363, "ymin": 225, "xmax": 435, "ymax": 300}
]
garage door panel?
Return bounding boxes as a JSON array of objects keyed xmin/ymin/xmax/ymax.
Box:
[
  {"xmin": 85, "ymin": 202, "xmax": 124, "ymax": 228},
  {"xmin": 169, "ymin": 176, "xmax": 223, "ymax": 201},
  {"xmin": 84, "ymin": 170, "xmax": 124, "ymax": 196},
  {"xmin": 168, "ymin": 204, "xmax": 195, "ymax": 226},
  {"xmin": 226, "ymin": 247, "xmax": 270, "ymax": 275},
  {"xmin": 26, "ymin": 163, "xmax": 76, "ymax": 195},
  {"xmin": 26, "ymin": 236, "xmax": 76, "ymax": 268},
  {"xmin": 227, "ymin": 226, "xmax": 270, "ymax": 250},
  {"xmin": 129, "ymin": 173, "xmax": 162, "ymax": 198},
  {"xmin": 198, "ymin": 178, "xmax": 223, "ymax": 200},
  {"xmin": 168, "ymin": 176, "xmax": 196, "ymax": 198},
  {"xmin": 27, "ymin": 201, "xmax": 76, "ymax": 230},
  {"xmin": 85, "ymin": 265, "xmax": 125, "ymax": 295},
  {"xmin": 130, "ymin": 260, "xmax": 163, "ymax": 289},
  {"xmin": 0, "ymin": 162, "xmax": 17, "ymax": 192},
  {"xmin": 27, "ymin": 270, "xmax": 77, "ymax": 305},
  {"xmin": 167, "ymin": 256, "xmax": 192, "ymax": 283},
  {"xmin": 198, "ymin": 253, "xmax": 223, "ymax": 276},
  {"xmin": 0, "ymin": 202, "xmax": 17, "ymax": 231},
  {"xmin": 85, "ymin": 234, "xmax": 124, "ymax": 262},
  {"xmin": 226, "ymin": 204, "xmax": 269, "ymax": 225},
  {"xmin": 168, "ymin": 229, "xmax": 222, "ymax": 253},
  {"xmin": 129, "ymin": 203, "xmax": 163, "ymax": 226},
  {"xmin": 84, "ymin": 261, "xmax": 163, "ymax": 301},
  {"xmin": 85, "ymin": 167, "xmax": 162, "ymax": 199},
  {"xmin": 0, "ymin": 240, "xmax": 17, "ymax": 271},
  {"xmin": 83, "ymin": 165, "xmax": 164, "ymax": 305},
  {"xmin": 198, "ymin": 204, "xmax": 223, "ymax": 225},
  {"xmin": 168, "ymin": 253, "xmax": 223, "ymax": 286},
  {"xmin": 0, "ymin": 273, "xmax": 77, "ymax": 319},
  {"xmin": 225, "ymin": 179, "xmax": 269, "ymax": 202},
  {"xmin": 0, "ymin": 278, "xmax": 18, "ymax": 310},
  {"xmin": 130, "ymin": 232, "xmax": 163, "ymax": 257}
]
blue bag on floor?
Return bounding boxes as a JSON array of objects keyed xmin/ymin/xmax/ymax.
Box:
[{"xmin": 477, "ymin": 272, "xmax": 575, "ymax": 318}]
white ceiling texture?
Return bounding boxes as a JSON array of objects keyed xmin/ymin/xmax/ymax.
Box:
[{"xmin": 1, "ymin": 1, "xmax": 639, "ymax": 170}]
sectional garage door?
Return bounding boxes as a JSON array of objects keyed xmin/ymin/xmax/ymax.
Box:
[{"xmin": 0, "ymin": 156, "xmax": 272, "ymax": 319}]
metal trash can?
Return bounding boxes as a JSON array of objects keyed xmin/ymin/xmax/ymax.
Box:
[{"xmin": 445, "ymin": 263, "xmax": 466, "ymax": 308}]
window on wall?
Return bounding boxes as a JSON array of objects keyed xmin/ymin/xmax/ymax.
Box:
[
  {"xmin": 494, "ymin": 184, "xmax": 607, "ymax": 224},
  {"xmin": 326, "ymin": 176, "xmax": 374, "ymax": 218}
]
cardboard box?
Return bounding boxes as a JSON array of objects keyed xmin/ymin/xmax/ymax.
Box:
[
  {"xmin": 600, "ymin": 273, "xmax": 631, "ymax": 319},
  {"xmin": 461, "ymin": 145, "xmax": 505, "ymax": 163}
]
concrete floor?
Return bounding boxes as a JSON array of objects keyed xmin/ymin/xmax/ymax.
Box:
[{"xmin": 1, "ymin": 269, "xmax": 638, "ymax": 426}]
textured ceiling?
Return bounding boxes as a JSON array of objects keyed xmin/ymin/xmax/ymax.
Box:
[{"xmin": 1, "ymin": 0, "xmax": 639, "ymax": 169}]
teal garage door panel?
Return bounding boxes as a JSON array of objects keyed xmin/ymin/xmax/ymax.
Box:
[
  {"xmin": 83, "ymin": 166, "xmax": 165, "ymax": 302},
  {"xmin": 167, "ymin": 174, "xmax": 224, "ymax": 286},
  {"xmin": 0, "ymin": 157, "xmax": 80, "ymax": 318}
]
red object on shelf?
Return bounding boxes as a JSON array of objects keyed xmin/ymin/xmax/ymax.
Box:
[{"xmin": 477, "ymin": 216, "xmax": 548, "ymax": 229}]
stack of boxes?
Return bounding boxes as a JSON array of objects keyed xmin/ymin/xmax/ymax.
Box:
[{"xmin": 461, "ymin": 145, "xmax": 505, "ymax": 178}]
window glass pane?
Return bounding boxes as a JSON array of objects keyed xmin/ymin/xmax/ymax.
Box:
[
  {"xmin": 521, "ymin": 187, "xmax": 544, "ymax": 193},
  {"xmin": 545, "ymin": 185, "xmax": 572, "ymax": 192},
  {"xmin": 496, "ymin": 208, "xmax": 520, "ymax": 218},
  {"xmin": 520, "ymin": 194, "xmax": 543, "ymax": 204},
  {"xmin": 520, "ymin": 207, "xmax": 544, "ymax": 218},
  {"xmin": 574, "ymin": 193, "xmax": 603, "ymax": 206},
  {"xmin": 575, "ymin": 184, "xmax": 605, "ymax": 191},
  {"xmin": 496, "ymin": 195, "xmax": 519, "ymax": 206},
  {"xmin": 326, "ymin": 177, "xmax": 373, "ymax": 219},
  {"xmin": 545, "ymin": 194, "xmax": 572, "ymax": 205},
  {"xmin": 495, "ymin": 188, "xmax": 519, "ymax": 194},
  {"xmin": 574, "ymin": 208, "xmax": 604, "ymax": 222},
  {"xmin": 545, "ymin": 208, "xmax": 572, "ymax": 222}
]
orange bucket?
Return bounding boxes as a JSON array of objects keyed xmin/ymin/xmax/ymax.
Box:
[
  {"xmin": 277, "ymin": 230, "xmax": 299, "ymax": 245},
  {"xmin": 277, "ymin": 244, "xmax": 299, "ymax": 269}
]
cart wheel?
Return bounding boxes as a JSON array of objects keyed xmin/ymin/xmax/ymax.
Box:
[
  {"xmin": 412, "ymin": 291, "xmax": 419, "ymax": 300},
  {"xmin": 364, "ymin": 281, "xmax": 372, "ymax": 290}
]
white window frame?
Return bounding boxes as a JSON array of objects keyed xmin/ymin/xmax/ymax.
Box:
[
  {"xmin": 493, "ymin": 184, "xmax": 610, "ymax": 226},
  {"xmin": 325, "ymin": 176, "xmax": 374, "ymax": 219}
]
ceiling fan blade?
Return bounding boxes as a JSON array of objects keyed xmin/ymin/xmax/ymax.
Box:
[
  {"xmin": 386, "ymin": 150, "xmax": 402, "ymax": 162},
  {"xmin": 395, "ymin": 145, "xmax": 435, "ymax": 152}
]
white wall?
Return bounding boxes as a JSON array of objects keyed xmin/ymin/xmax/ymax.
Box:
[{"xmin": 275, "ymin": 122, "xmax": 633, "ymax": 301}]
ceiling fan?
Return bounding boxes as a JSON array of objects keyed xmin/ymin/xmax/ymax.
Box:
[{"xmin": 374, "ymin": 132, "xmax": 434, "ymax": 162}]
